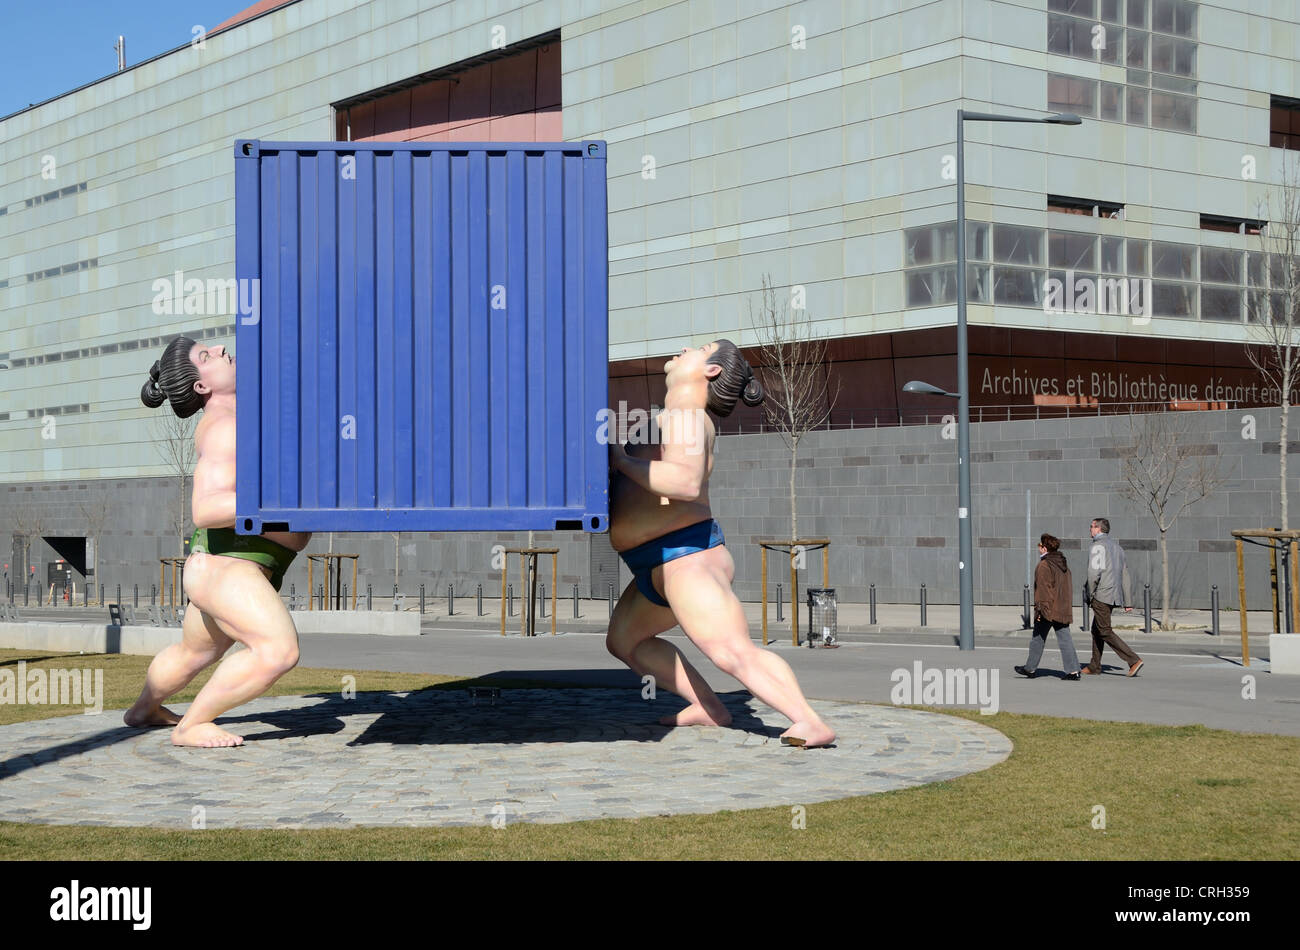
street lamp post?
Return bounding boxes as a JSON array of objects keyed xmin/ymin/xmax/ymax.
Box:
[{"xmin": 910, "ymin": 108, "xmax": 1081, "ymax": 652}]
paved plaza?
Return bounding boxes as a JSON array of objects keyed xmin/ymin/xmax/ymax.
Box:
[{"xmin": 0, "ymin": 687, "xmax": 1009, "ymax": 828}]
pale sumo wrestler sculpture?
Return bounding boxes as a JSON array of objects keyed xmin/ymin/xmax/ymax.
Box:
[
  {"xmin": 608, "ymin": 340, "xmax": 835, "ymax": 748},
  {"xmin": 126, "ymin": 336, "xmax": 311, "ymax": 747}
]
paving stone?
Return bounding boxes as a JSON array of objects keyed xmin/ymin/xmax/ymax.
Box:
[{"xmin": 0, "ymin": 689, "xmax": 1010, "ymax": 828}]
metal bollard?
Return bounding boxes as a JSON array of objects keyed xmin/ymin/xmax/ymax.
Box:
[
  {"xmin": 117, "ymin": 584, "xmax": 121, "ymax": 606},
  {"xmin": 508, "ymin": 584, "xmax": 514, "ymax": 617},
  {"xmin": 318, "ymin": 585, "xmax": 325, "ymax": 610},
  {"xmin": 24, "ymin": 581, "xmax": 29, "ymax": 607},
  {"xmin": 540, "ymin": 584, "xmax": 546, "ymax": 618},
  {"xmin": 133, "ymin": 584, "xmax": 139, "ymax": 608},
  {"xmin": 149, "ymin": 584, "xmax": 155, "ymax": 606},
  {"xmin": 608, "ymin": 583, "xmax": 614, "ymax": 619},
  {"xmin": 1081, "ymin": 584, "xmax": 1090, "ymax": 633},
  {"xmin": 420, "ymin": 584, "xmax": 425, "ymax": 615},
  {"xmin": 1211, "ymin": 585, "xmax": 1220, "ymax": 637},
  {"xmin": 84, "ymin": 584, "xmax": 88, "ymax": 607},
  {"xmin": 777, "ymin": 584, "xmax": 783, "ymax": 622},
  {"xmin": 869, "ymin": 583, "xmax": 877, "ymax": 625},
  {"xmin": 448, "ymin": 584, "xmax": 454, "ymax": 616},
  {"xmin": 342, "ymin": 584, "xmax": 348, "ymax": 607},
  {"xmin": 291, "ymin": 583, "xmax": 295, "ymax": 604},
  {"xmin": 367, "ymin": 584, "xmax": 373, "ymax": 611},
  {"xmin": 1022, "ymin": 583, "xmax": 1032, "ymax": 630},
  {"xmin": 573, "ymin": 583, "xmax": 580, "ymax": 619},
  {"xmin": 1143, "ymin": 583, "xmax": 1151, "ymax": 633},
  {"xmin": 920, "ymin": 584, "xmax": 927, "ymax": 627},
  {"xmin": 477, "ymin": 584, "xmax": 483, "ymax": 616}
]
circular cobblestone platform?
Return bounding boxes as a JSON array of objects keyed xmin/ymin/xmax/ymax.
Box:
[{"xmin": 0, "ymin": 689, "xmax": 1010, "ymax": 828}]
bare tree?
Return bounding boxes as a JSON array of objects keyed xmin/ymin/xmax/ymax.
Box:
[
  {"xmin": 748, "ymin": 274, "xmax": 841, "ymax": 546},
  {"xmin": 10, "ymin": 507, "xmax": 44, "ymax": 597},
  {"xmin": 149, "ymin": 413, "xmax": 198, "ymax": 557},
  {"xmin": 1116, "ymin": 411, "xmax": 1230, "ymax": 629},
  {"xmin": 78, "ymin": 494, "xmax": 112, "ymax": 601},
  {"xmin": 1246, "ymin": 158, "xmax": 1300, "ymax": 531}
]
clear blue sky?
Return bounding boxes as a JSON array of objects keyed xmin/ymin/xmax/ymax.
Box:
[{"xmin": 1, "ymin": 0, "xmax": 251, "ymax": 118}]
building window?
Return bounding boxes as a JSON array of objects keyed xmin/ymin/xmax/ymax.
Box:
[
  {"xmin": 1271, "ymin": 96, "xmax": 1300, "ymax": 150},
  {"xmin": 1151, "ymin": 0, "xmax": 1196, "ymax": 36},
  {"xmin": 1049, "ymin": 194, "xmax": 1125, "ymax": 218},
  {"xmin": 1150, "ymin": 90, "xmax": 1196, "ymax": 132},
  {"xmin": 1049, "ymin": 74, "xmax": 1097, "ymax": 117},
  {"xmin": 1048, "ymin": 0, "xmax": 1197, "ymax": 131},
  {"xmin": 1201, "ymin": 214, "xmax": 1265, "ymax": 236},
  {"xmin": 903, "ymin": 221, "xmax": 1278, "ymax": 325}
]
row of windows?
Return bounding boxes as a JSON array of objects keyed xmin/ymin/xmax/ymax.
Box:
[
  {"xmin": 1, "ymin": 323, "xmax": 235, "ymax": 370},
  {"xmin": 906, "ymin": 263, "xmax": 1291, "ymax": 322},
  {"xmin": 23, "ymin": 182, "xmax": 88, "ymax": 210},
  {"xmin": 1048, "ymin": 14, "xmax": 1196, "ymax": 76},
  {"xmin": 0, "ymin": 403, "xmax": 90, "ymax": 423},
  {"xmin": 1048, "ymin": 0, "xmax": 1197, "ymax": 38},
  {"xmin": 1049, "ymin": 73, "xmax": 1196, "ymax": 131},
  {"xmin": 12, "ymin": 256, "xmax": 100, "ymax": 286},
  {"xmin": 903, "ymin": 221, "xmax": 1297, "ymax": 323},
  {"xmin": 0, "ymin": 181, "xmax": 88, "ymax": 221}
]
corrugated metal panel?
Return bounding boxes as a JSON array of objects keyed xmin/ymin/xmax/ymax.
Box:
[{"xmin": 233, "ymin": 139, "xmax": 608, "ymax": 534}]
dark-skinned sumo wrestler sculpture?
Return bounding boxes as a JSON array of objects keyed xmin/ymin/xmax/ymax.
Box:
[{"xmin": 607, "ymin": 340, "xmax": 835, "ymax": 748}]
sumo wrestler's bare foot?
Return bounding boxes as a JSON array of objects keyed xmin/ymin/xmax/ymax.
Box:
[
  {"xmin": 780, "ymin": 721, "xmax": 836, "ymax": 748},
  {"xmin": 171, "ymin": 722, "xmax": 244, "ymax": 748},
  {"xmin": 124, "ymin": 703, "xmax": 182, "ymax": 728},
  {"xmin": 659, "ymin": 702, "xmax": 733, "ymax": 727}
]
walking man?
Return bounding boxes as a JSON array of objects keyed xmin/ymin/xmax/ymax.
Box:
[{"xmin": 1083, "ymin": 517, "xmax": 1143, "ymax": 677}]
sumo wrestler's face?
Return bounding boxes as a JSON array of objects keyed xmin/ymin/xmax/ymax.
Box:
[
  {"xmin": 664, "ymin": 341, "xmax": 722, "ymax": 387},
  {"xmin": 189, "ymin": 343, "xmax": 235, "ymax": 397}
]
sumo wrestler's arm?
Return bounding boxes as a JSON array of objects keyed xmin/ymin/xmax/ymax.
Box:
[
  {"xmin": 190, "ymin": 414, "xmax": 238, "ymax": 529},
  {"xmin": 610, "ymin": 410, "xmax": 711, "ymax": 502}
]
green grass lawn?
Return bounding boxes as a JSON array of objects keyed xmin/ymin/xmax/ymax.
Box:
[{"xmin": 1, "ymin": 649, "xmax": 1296, "ymax": 860}]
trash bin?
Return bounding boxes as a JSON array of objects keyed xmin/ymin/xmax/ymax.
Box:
[{"xmin": 807, "ymin": 588, "xmax": 837, "ymax": 647}]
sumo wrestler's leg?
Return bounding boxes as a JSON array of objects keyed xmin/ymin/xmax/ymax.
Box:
[
  {"xmin": 169, "ymin": 552, "xmax": 300, "ymax": 748},
  {"xmin": 662, "ymin": 545, "xmax": 835, "ymax": 748},
  {"xmin": 124, "ymin": 585, "xmax": 235, "ymax": 728},
  {"xmin": 605, "ymin": 579, "xmax": 732, "ymax": 726}
]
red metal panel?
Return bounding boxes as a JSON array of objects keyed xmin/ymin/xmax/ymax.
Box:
[
  {"xmin": 448, "ymin": 63, "xmax": 493, "ymax": 129},
  {"xmin": 536, "ymin": 42, "xmax": 562, "ymax": 108},
  {"xmin": 491, "ymin": 48, "xmax": 537, "ymax": 118}
]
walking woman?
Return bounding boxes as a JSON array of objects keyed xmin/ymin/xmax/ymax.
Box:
[{"xmin": 1016, "ymin": 533, "xmax": 1082, "ymax": 680}]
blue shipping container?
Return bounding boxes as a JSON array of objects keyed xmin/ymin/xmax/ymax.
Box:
[{"xmin": 232, "ymin": 140, "xmax": 609, "ymax": 534}]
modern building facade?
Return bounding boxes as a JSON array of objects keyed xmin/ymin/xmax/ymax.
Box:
[{"xmin": 2, "ymin": 0, "xmax": 1298, "ymax": 608}]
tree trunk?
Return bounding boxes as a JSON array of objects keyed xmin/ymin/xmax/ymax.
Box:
[
  {"xmin": 789, "ymin": 437, "xmax": 799, "ymax": 545},
  {"xmin": 1160, "ymin": 528, "xmax": 1170, "ymax": 630},
  {"xmin": 178, "ymin": 473, "xmax": 186, "ymax": 556},
  {"xmin": 1282, "ymin": 394, "xmax": 1290, "ymax": 533}
]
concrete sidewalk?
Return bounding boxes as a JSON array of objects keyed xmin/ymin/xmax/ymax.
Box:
[
  {"xmin": 289, "ymin": 622, "xmax": 1300, "ymax": 737},
  {"xmin": 10, "ymin": 597, "xmax": 1282, "ymax": 644}
]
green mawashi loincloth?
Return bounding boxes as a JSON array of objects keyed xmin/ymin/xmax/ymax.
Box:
[{"xmin": 189, "ymin": 527, "xmax": 298, "ymax": 592}]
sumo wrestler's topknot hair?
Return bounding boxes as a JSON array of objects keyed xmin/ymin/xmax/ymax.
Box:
[
  {"xmin": 141, "ymin": 336, "xmax": 205, "ymax": 418},
  {"xmin": 705, "ymin": 339, "xmax": 764, "ymax": 418}
]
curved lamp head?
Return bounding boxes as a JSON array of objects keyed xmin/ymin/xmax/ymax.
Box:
[
  {"xmin": 902, "ymin": 380, "xmax": 956, "ymax": 397},
  {"xmin": 1044, "ymin": 112, "xmax": 1082, "ymax": 125}
]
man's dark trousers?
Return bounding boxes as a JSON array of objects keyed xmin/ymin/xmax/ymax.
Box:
[{"xmin": 1087, "ymin": 598, "xmax": 1141, "ymax": 673}]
